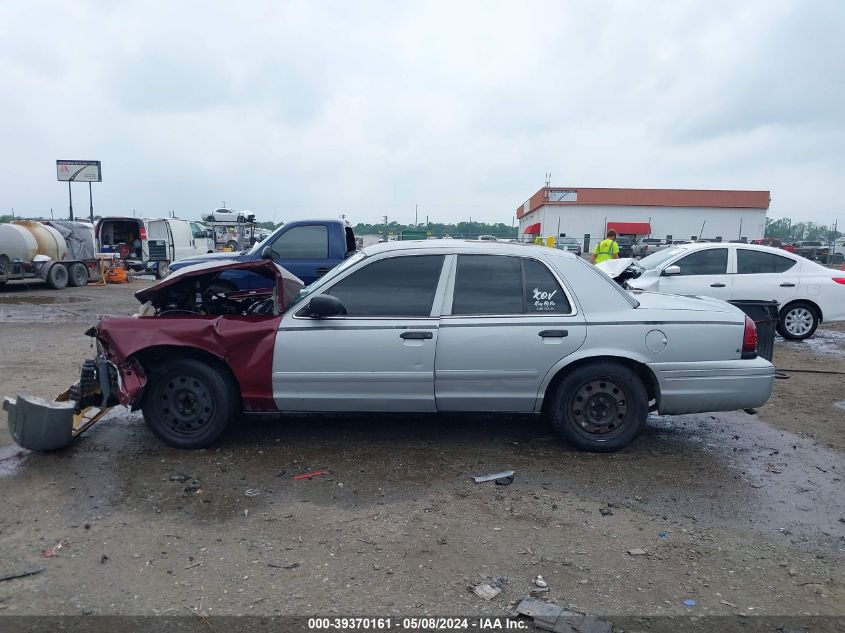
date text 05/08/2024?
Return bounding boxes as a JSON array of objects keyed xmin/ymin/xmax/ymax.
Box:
[{"xmin": 307, "ymin": 617, "xmax": 528, "ymax": 630}]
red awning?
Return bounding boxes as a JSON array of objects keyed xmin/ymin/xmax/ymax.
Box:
[
  {"xmin": 523, "ymin": 222, "xmax": 541, "ymax": 235},
  {"xmin": 607, "ymin": 221, "xmax": 651, "ymax": 235}
]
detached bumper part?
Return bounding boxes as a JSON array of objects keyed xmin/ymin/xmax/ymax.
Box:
[{"xmin": 4, "ymin": 393, "xmax": 75, "ymax": 451}]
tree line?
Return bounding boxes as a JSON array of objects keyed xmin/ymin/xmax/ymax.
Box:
[{"xmin": 765, "ymin": 218, "xmax": 841, "ymax": 243}]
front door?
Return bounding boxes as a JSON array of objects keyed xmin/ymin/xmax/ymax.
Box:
[
  {"xmin": 435, "ymin": 254, "xmax": 587, "ymax": 412},
  {"xmin": 657, "ymin": 247, "xmax": 732, "ymax": 300},
  {"xmin": 273, "ymin": 254, "xmax": 448, "ymax": 412},
  {"xmin": 266, "ymin": 223, "xmax": 335, "ymax": 285}
]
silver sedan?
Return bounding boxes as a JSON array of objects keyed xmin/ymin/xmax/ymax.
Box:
[{"xmin": 6, "ymin": 241, "xmax": 775, "ymax": 453}]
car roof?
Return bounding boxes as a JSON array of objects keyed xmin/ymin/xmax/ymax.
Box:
[
  {"xmin": 663, "ymin": 241, "xmax": 799, "ymax": 258},
  {"xmin": 362, "ymin": 239, "xmax": 578, "ymax": 259}
]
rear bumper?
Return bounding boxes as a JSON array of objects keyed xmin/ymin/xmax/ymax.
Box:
[{"xmin": 649, "ymin": 357, "xmax": 774, "ymax": 415}]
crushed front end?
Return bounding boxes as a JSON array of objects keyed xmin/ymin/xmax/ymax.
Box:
[{"xmin": 3, "ymin": 330, "xmax": 145, "ymax": 451}]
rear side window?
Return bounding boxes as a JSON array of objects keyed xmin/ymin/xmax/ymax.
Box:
[
  {"xmin": 326, "ymin": 255, "xmax": 444, "ymax": 317},
  {"xmin": 270, "ymin": 225, "xmax": 328, "ymax": 259},
  {"xmin": 737, "ymin": 249, "xmax": 796, "ymax": 274},
  {"xmin": 673, "ymin": 248, "xmax": 728, "ymax": 275},
  {"xmin": 452, "ymin": 255, "xmax": 571, "ymax": 315}
]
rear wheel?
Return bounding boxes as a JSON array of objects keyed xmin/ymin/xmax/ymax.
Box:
[
  {"xmin": 155, "ymin": 261, "xmax": 170, "ymax": 279},
  {"xmin": 46, "ymin": 264, "xmax": 69, "ymax": 290},
  {"xmin": 141, "ymin": 358, "xmax": 239, "ymax": 449},
  {"xmin": 226, "ymin": 240, "xmax": 238, "ymax": 251},
  {"xmin": 549, "ymin": 362, "xmax": 648, "ymax": 452},
  {"xmin": 777, "ymin": 302, "xmax": 819, "ymax": 340},
  {"xmin": 68, "ymin": 262, "xmax": 89, "ymax": 287}
]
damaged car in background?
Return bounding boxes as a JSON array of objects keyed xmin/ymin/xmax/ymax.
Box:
[{"xmin": 5, "ymin": 241, "xmax": 774, "ymax": 454}]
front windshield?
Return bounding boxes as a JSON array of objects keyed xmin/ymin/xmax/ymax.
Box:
[
  {"xmin": 637, "ymin": 247, "xmax": 686, "ymax": 270},
  {"xmin": 285, "ymin": 250, "xmax": 367, "ymax": 311}
]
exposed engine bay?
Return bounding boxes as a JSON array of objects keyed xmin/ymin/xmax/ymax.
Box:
[{"xmin": 138, "ymin": 274, "xmax": 277, "ymax": 316}]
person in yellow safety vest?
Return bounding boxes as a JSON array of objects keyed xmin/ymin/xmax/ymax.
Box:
[{"xmin": 592, "ymin": 229, "xmax": 620, "ymax": 264}]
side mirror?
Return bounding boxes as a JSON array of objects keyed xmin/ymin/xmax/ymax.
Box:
[
  {"xmin": 662, "ymin": 265, "xmax": 681, "ymax": 276},
  {"xmin": 307, "ymin": 295, "xmax": 346, "ymax": 318},
  {"xmin": 260, "ymin": 246, "xmax": 273, "ymax": 260}
]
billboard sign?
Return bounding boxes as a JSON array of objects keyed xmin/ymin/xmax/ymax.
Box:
[{"xmin": 56, "ymin": 160, "xmax": 102, "ymax": 182}]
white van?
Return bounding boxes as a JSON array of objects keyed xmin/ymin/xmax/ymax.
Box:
[{"xmin": 96, "ymin": 217, "xmax": 214, "ymax": 278}]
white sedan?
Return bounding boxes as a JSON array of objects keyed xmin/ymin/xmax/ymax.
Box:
[{"xmin": 617, "ymin": 242, "xmax": 845, "ymax": 340}]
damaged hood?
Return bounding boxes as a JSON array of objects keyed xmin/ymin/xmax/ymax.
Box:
[
  {"xmin": 135, "ymin": 259, "xmax": 304, "ymax": 308},
  {"xmin": 595, "ymin": 257, "xmax": 638, "ymax": 280}
]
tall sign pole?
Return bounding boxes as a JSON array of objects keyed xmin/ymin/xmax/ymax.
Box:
[
  {"xmin": 88, "ymin": 181, "xmax": 94, "ymax": 222},
  {"xmin": 68, "ymin": 181, "xmax": 74, "ymax": 220}
]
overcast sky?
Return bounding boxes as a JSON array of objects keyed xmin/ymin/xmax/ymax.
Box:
[{"xmin": 1, "ymin": 0, "xmax": 843, "ymax": 227}]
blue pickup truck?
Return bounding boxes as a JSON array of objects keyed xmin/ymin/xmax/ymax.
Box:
[{"xmin": 168, "ymin": 219, "xmax": 357, "ymax": 289}]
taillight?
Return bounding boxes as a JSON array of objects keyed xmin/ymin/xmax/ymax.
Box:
[
  {"xmin": 139, "ymin": 226, "xmax": 147, "ymax": 240},
  {"xmin": 833, "ymin": 278, "xmax": 845, "ymax": 285},
  {"xmin": 742, "ymin": 315, "xmax": 758, "ymax": 357}
]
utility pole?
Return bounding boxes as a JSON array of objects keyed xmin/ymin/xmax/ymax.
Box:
[{"xmin": 382, "ymin": 215, "xmax": 389, "ymax": 242}]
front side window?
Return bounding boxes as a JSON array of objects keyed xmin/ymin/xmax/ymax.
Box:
[
  {"xmin": 324, "ymin": 255, "xmax": 444, "ymax": 317},
  {"xmin": 673, "ymin": 248, "xmax": 728, "ymax": 275},
  {"xmin": 191, "ymin": 223, "xmax": 205, "ymax": 239},
  {"xmin": 270, "ymin": 225, "xmax": 328, "ymax": 259},
  {"xmin": 451, "ymin": 255, "xmax": 570, "ymax": 315},
  {"xmin": 736, "ymin": 249, "xmax": 796, "ymax": 274}
]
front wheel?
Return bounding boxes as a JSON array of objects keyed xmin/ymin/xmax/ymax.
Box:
[
  {"xmin": 549, "ymin": 362, "xmax": 649, "ymax": 452},
  {"xmin": 777, "ymin": 302, "xmax": 819, "ymax": 340},
  {"xmin": 46, "ymin": 263, "xmax": 69, "ymax": 290},
  {"xmin": 141, "ymin": 358, "xmax": 239, "ymax": 449}
]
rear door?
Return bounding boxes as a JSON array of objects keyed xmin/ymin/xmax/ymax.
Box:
[
  {"xmin": 146, "ymin": 220, "xmax": 171, "ymax": 262},
  {"xmin": 435, "ymin": 254, "xmax": 587, "ymax": 412},
  {"xmin": 273, "ymin": 253, "xmax": 447, "ymax": 411},
  {"xmin": 731, "ymin": 248, "xmax": 799, "ymax": 306},
  {"xmin": 656, "ymin": 247, "xmax": 732, "ymax": 300}
]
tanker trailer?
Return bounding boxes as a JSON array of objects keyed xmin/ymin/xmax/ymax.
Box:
[{"xmin": 0, "ymin": 220, "xmax": 100, "ymax": 289}]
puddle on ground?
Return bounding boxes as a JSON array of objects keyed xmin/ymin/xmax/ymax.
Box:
[
  {"xmin": 834, "ymin": 401, "xmax": 845, "ymax": 412},
  {"xmin": 0, "ymin": 295, "xmax": 90, "ymax": 305},
  {"xmin": 779, "ymin": 329, "xmax": 845, "ymax": 358}
]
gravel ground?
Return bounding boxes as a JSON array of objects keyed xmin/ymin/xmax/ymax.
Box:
[{"xmin": 0, "ymin": 278, "xmax": 843, "ymax": 629}]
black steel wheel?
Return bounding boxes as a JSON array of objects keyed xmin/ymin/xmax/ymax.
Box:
[
  {"xmin": 142, "ymin": 358, "xmax": 239, "ymax": 449},
  {"xmin": 68, "ymin": 262, "xmax": 89, "ymax": 287},
  {"xmin": 549, "ymin": 361, "xmax": 649, "ymax": 452},
  {"xmin": 155, "ymin": 261, "xmax": 170, "ymax": 279},
  {"xmin": 46, "ymin": 263, "xmax": 69, "ymax": 290}
]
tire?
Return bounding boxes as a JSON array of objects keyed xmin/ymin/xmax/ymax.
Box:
[
  {"xmin": 777, "ymin": 302, "xmax": 819, "ymax": 341},
  {"xmin": 155, "ymin": 261, "xmax": 170, "ymax": 279},
  {"xmin": 548, "ymin": 361, "xmax": 649, "ymax": 452},
  {"xmin": 141, "ymin": 358, "xmax": 239, "ymax": 449},
  {"xmin": 68, "ymin": 262, "xmax": 89, "ymax": 287},
  {"xmin": 46, "ymin": 264, "xmax": 69, "ymax": 290},
  {"xmin": 226, "ymin": 240, "xmax": 238, "ymax": 251}
]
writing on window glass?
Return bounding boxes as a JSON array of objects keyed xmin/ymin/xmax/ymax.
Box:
[{"xmin": 532, "ymin": 287, "xmax": 557, "ymax": 311}]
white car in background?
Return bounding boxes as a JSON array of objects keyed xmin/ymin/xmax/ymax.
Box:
[
  {"xmin": 202, "ymin": 208, "xmax": 256, "ymax": 223},
  {"xmin": 610, "ymin": 242, "xmax": 845, "ymax": 340}
]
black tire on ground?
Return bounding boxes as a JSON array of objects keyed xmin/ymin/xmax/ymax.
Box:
[
  {"xmin": 68, "ymin": 262, "xmax": 89, "ymax": 287},
  {"xmin": 141, "ymin": 358, "xmax": 239, "ymax": 449},
  {"xmin": 777, "ymin": 301, "xmax": 819, "ymax": 341},
  {"xmin": 155, "ymin": 261, "xmax": 170, "ymax": 279},
  {"xmin": 226, "ymin": 240, "xmax": 239, "ymax": 251},
  {"xmin": 548, "ymin": 361, "xmax": 649, "ymax": 452},
  {"xmin": 46, "ymin": 263, "xmax": 69, "ymax": 290}
]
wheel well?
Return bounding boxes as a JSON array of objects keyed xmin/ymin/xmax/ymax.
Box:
[
  {"xmin": 779, "ymin": 299, "xmax": 823, "ymax": 323},
  {"xmin": 129, "ymin": 345, "xmax": 242, "ymax": 401},
  {"xmin": 542, "ymin": 356, "xmax": 660, "ymax": 413}
]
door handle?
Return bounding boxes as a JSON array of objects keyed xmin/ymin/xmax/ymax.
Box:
[
  {"xmin": 539, "ymin": 330, "xmax": 568, "ymax": 338},
  {"xmin": 316, "ymin": 267, "xmax": 331, "ymax": 277},
  {"xmin": 779, "ymin": 282, "xmax": 795, "ymax": 287},
  {"xmin": 710, "ymin": 283, "xmax": 726, "ymax": 287},
  {"xmin": 400, "ymin": 331, "xmax": 433, "ymax": 340}
]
